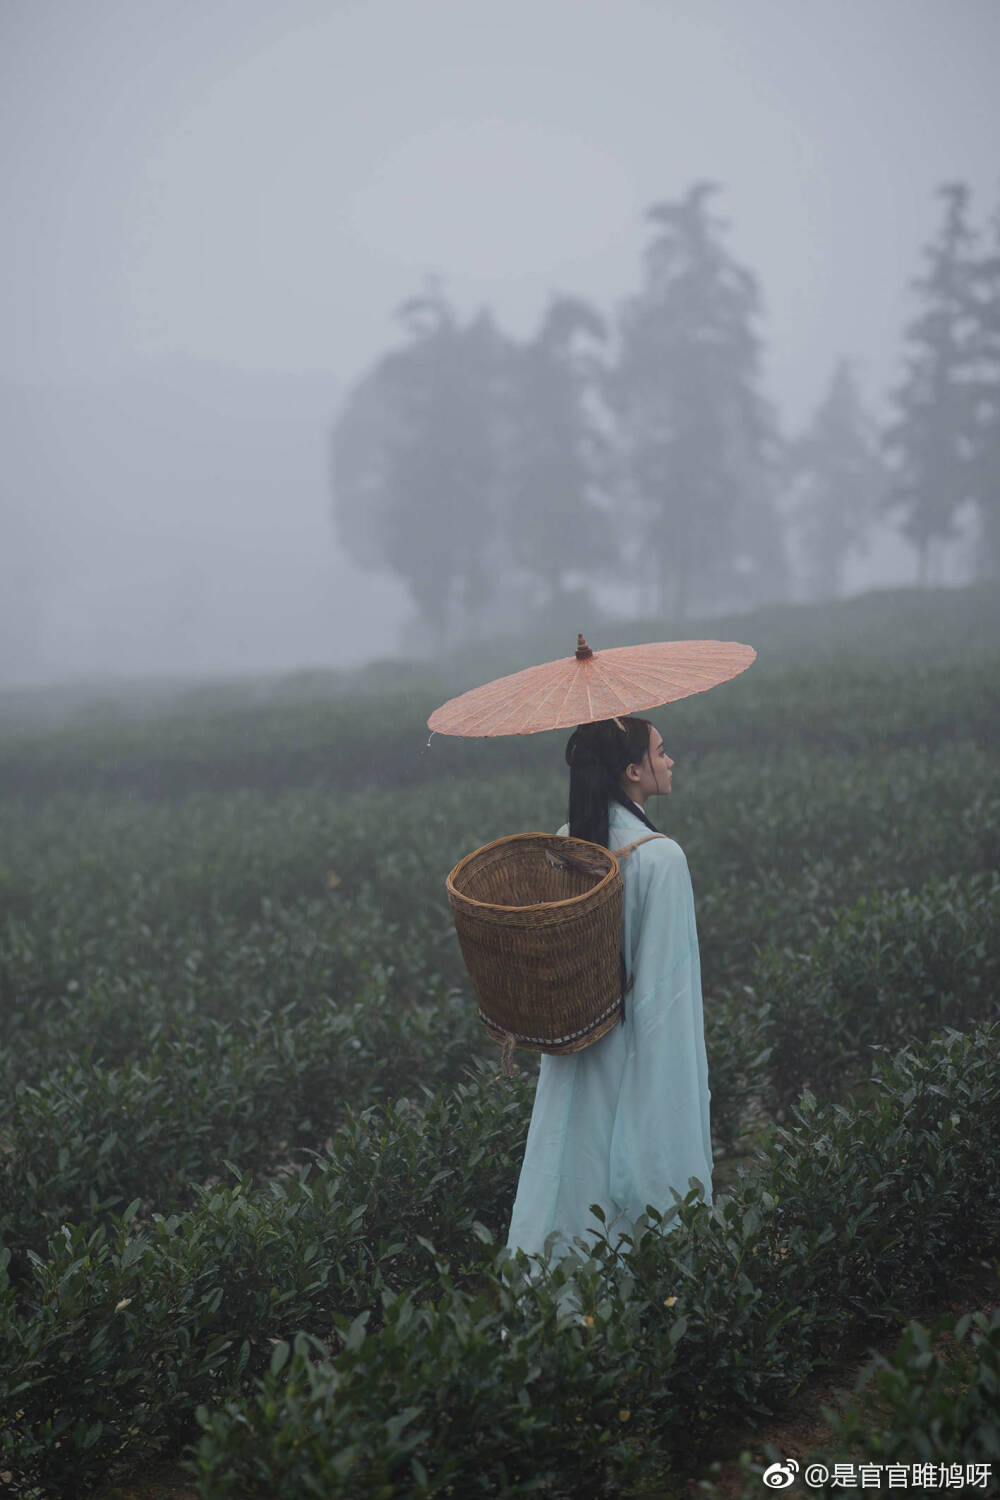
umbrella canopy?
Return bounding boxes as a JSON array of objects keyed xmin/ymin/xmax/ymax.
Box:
[{"xmin": 427, "ymin": 634, "xmax": 756, "ymax": 738}]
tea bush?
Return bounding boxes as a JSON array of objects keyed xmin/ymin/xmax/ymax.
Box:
[
  {"xmin": 0, "ymin": 1061, "xmax": 537, "ymax": 1498},
  {"xmin": 2, "ymin": 744, "xmax": 995, "ymax": 1068},
  {"xmin": 2, "ymin": 588, "xmax": 998, "ymax": 1494},
  {"xmin": 823, "ymin": 1305, "xmax": 1000, "ymax": 1469},
  {"xmin": 182, "ymin": 1024, "xmax": 1000, "ymax": 1500},
  {"xmin": 683, "ymin": 740, "xmax": 1000, "ymax": 993},
  {"xmin": 2, "ymin": 742, "xmax": 996, "ymax": 1264},
  {"xmin": 0, "ymin": 987, "xmax": 494, "ymax": 1271},
  {"xmin": 14, "ymin": 1014, "xmax": 990, "ymax": 1498},
  {"xmin": 714, "ymin": 1302, "xmax": 1000, "ymax": 1497},
  {"xmin": 3, "ymin": 596, "xmax": 998, "ymax": 802},
  {"xmin": 753, "ymin": 871, "xmax": 1000, "ymax": 1112},
  {"xmin": 0, "ymin": 1189, "xmax": 368, "ymax": 1497}
]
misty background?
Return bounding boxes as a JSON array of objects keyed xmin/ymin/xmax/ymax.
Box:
[{"xmin": 2, "ymin": 0, "xmax": 998, "ymax": 688}]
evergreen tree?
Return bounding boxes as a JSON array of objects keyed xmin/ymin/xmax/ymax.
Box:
[
  {"xmin": 331, "ymin": 283, "xmax": 511, "ymax": 644},
  {"xmin": 609, "ymin": 182, "xmax": 786, "ymax": 619},
  {"xmin": 966, "ymin": 191, "xmax": 1000, "ymax": 578},
  {"xmin": 788, "ymin": 360, "xmax": 887, "ymax": 599},
  {"xmin": 503, "ymin": 295, "xmax": 612, "ymax": 612},
  {"xmin": 883, "ymin": 183, "xmax": 978, "ymax": 585}
]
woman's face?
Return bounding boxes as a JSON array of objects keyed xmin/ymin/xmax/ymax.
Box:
[{"xmin": 626, "ymin": 727, "xmax": 673, "ymax": 803}]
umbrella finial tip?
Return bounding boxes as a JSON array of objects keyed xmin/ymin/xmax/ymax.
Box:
[{"xmin": 575, "ymin": 634, "xmax": 594, "ymax": 660}]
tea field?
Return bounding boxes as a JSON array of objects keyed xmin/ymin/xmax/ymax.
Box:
[{"xmin": 1, "ymin": 585, "xmax": 998, "ymax": 1498}]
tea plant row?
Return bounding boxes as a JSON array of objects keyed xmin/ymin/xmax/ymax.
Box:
[
  {"xmin": 710, "ymin": 1303, "xmax": 1000, "ymax": 1496},
  {"xmin": 2, "ymin": 594, "xmax": 997, "ymax": 1493},
  {"xmin": 3, "ymin": 745, "xmax": 997, "ymax": 1272},
  {"xmin": 2, "ymin": 741, "xmax": 995, "ymax": 1067},
  {"xmin": 1, "ymin": 652, "xmax": 997, "ymax": 802},
  {"xmin": 185, "ymin": 1022, "xmax": 1000, "ymax": 1498},
  {"xmin": 4, "ymin": 1022, "xmax": 997, "ymax": 1498},
  {"xmin": 2, "ymin": 864, "xmax": 996, "ymax": 1287}
]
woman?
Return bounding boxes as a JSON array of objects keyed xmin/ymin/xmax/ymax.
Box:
[{"xmin": 505, "ymin": 716, "xmax": 713, "ymax": 1262}]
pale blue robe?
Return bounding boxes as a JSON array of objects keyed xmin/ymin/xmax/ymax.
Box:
[{"xmin": 506, "ymin": 800, "xmax": 713, "ymax": 1263}]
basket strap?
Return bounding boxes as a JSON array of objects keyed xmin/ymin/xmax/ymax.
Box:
[
  {"xmin": 545, "ymin": 846, "xmax": 612, "ymax": 879},
  {"xmin": 612, "ymin": 835, "xmax": 664, "ymax": 1025},
  {"xmin": 498, "ymin": 1032, "xmax": 517, "ymax": 1078},
  {"xmin": 611, "ymin": 833, "xmax": 667, "ymax": 860}
]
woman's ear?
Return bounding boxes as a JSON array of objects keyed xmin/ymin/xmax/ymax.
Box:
[{"xmin": 622, "ymin": 761, "xmax": 641, "ymax": 786}]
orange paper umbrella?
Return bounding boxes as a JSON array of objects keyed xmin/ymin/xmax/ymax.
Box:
[{"xmin": 428, "ymin": 634, "xmax": 756, "ymax": 737}]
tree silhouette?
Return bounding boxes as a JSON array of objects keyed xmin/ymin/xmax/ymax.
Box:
[
  {"xmin": 503, "ymin": 294, "xmax": 612, "ymax": 611},
  {"xmin": 609, "ymin": 183, "xmax": 786, "ymax": 618},
  {"xmin": 883, "ymin": 183, "xmax": 978, "ymax": 585},
  {"xmin": 966, "ymin": 190, "xmax": 1000, "ymax": 578},
  {"xmin": 330, "ymin": 362, "xmax": 400, "ymax": 575},
  {"xmin": 787, "ymin": 360, "xmax": 886, "ymax": 599},
  {"xmin": 332, "ymin": 282, "xmax": 512, "ymax": 645}
]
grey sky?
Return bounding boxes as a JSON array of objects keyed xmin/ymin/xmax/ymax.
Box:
[{"xmin": 2, "ymin": 0, "xmax": 998, "ymax": 685}]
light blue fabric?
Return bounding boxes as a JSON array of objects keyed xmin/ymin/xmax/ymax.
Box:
[{"xmin": 506, "ymin": 800, "xmax": 713, "ymax": 1262}]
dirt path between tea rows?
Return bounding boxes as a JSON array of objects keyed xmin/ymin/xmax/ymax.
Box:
[{"xmin": 682, "ymin": 1250, "xmax": 999, "ymax": 1500}]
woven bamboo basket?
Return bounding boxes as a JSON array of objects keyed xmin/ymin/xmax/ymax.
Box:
[{"xmin": 446, "ymin": 832, "xmax": 625, "ymax": 1069}]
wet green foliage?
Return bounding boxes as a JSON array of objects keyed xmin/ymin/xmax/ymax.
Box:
[
  {"xmin": 0, "ymin": 587, "xmax": 998, "ymax": 1495},
  {"xmin": 4, "ymin": 1028, "xmax": 999, "ymax": 1498},
  {"xmin": 187, "ymin": 1026, "xmax": 1000, "ymax": 1498},
  {"xmin": 754, "ymin": 869, "xmax": 1000, "ymax": 1112},
  {"xmin": 705, "ymin": 1295, "xmax": 1000, "ymax": 1499},
  {"xmin": 823, "ymin": 1305, "xmax": 1000, "ymax": 1469}
]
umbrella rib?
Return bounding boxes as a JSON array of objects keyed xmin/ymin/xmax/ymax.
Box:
[
  {"xmin": 589, "ymin": 658, "xmax": 662, "ymax": 706},
  {"xmin": 492, "ymin": 663, "xmax": 566, "ymax": 732},
  {"xmin": 586, "ymin": 660, "xmax": 633, "ymax": 713},
  {"xmin": 428, "ymin": 640, "xmax": 756, "ymax": 736},
  {"xmin": 465, "ymin": 663, "xmax": 552, "ymax": 733},
  {"xmin": 530, "ymin": 668, "xmax": 582, "ymax": 728},
  {"xmin": 598, "ymin": 663, "xmax": 659, "ymax": 695}
]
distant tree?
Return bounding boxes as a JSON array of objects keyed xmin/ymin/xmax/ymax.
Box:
[
  {"xmin": 883, "ymin": 183, "xmax": 979, "ymax": 585},
  {"xmin": 503, "ymin": 295, "xmax": 613, "ymax": 612},
  {"xmin": 330, "ymin": 361, "xmax": 400, "ymax": 575},
  {"xmin": 787, "ymin": 360, "xmax": 887, "ymax": 599},
  {"xmin": 331, "ymin": 282, "xmax": 512, "ymax": 645},
  {"xmin": 966, "ymin": 191, "xmax": 1000, "ymax": 578},
  {"xmin": 608, "ymin": 182, "xmax": 786, "ymax": 619}
]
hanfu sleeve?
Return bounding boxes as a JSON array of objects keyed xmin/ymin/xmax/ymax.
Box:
[{"xmin": 608, "ymin": 837, "xmax": 714, "ymax": 1228}]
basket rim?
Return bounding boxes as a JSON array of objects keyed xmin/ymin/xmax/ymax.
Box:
[{"xmin": 446, "ymin": 831, "xmax": 620, "ymax": 914}]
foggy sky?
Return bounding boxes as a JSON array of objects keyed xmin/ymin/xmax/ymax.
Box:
[{"xmin": 2, "ymin": 0, "xmax": 998, "ymax": 688}]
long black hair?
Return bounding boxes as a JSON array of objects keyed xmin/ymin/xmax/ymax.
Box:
[{"xmin": 565, "ymin": 717, "xmax": 660, "ymax": 849}]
